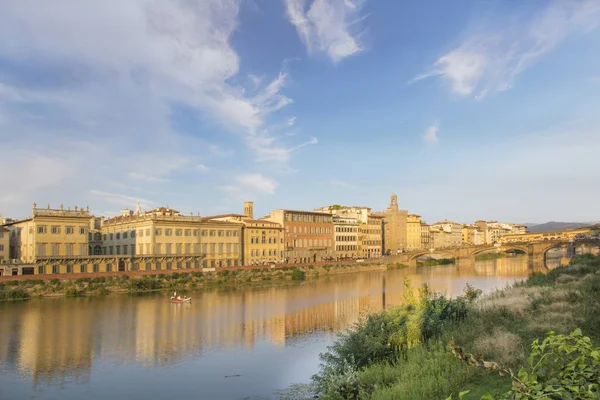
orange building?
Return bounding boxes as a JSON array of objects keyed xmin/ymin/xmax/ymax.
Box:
[{"xmin": 264, "ymin": 209, "xmax": 334, "ymax": 263}]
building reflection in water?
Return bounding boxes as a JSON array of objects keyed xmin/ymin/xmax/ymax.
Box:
[{"xmin": 0, "ymin": 254, "xmax": 555, "ymax": 389}]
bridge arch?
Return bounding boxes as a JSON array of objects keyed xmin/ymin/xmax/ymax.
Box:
[
  {"xmin": 469, "ymin": 245, "xmax": 528, "ymax": 258},
  {"xmin": 409, "ymin": 249, "xmax": 458, "ymax": 262}
]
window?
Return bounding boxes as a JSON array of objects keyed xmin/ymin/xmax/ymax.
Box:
[
  {"xmin": 155, "ymin": 229, "xmax": 162, "ymax": 236},
  {"xmin": 66, "ymin": 226, "xmax": 74, "ymax": 234},
  {"xmin": 37, "ymin": 226, "xmax": 47, "ymax": 234},
  {"xmin": 210, "ymin": 230, "xmax": 215, "ymax": 236},
  {"xmin": 155, "ymin": 262, "xmax": 161, "ymax": 270},
  {"xmin": 193, "ymin": 229, "xmax": 199, "ymax": 236},
  {"xmin": 184, "ymin": 229, "xmax": 191, "ymax": 236},
  {"xmin": 193, "ymin": 243, "xmax": 200, "ymax": 253},
  {"xmin": 51, "ymin": 243, "xmax": 59, "ymax": 256},
  {"xmin": 116, "ymin": 245, "xmax": 121, "ymax": 255},
  {"xmin": 80, "ymin": 227, "xmax": 86, "ymax": 235},
  {"xmin": 138, "ymin": 230, "xmax": 144, "ymax": 237},
  {"xmin": 176, "ymin": 244, "xmax": 182, "ymax": 254},
  {"xmin": 218, "ymin": 230, "xmax": 223, "ymax": 237},
  {"xmin": 123, "ymin": 232, "xmax": 128, "ymax": 239},
  {"xmin": 38, "ymin": 266, "xmax": 45, "ymax": 274},
  {"xmin": 175, "ymin": 229, "xmax": 182, "ymax": 236},
  {"xmin": 66, "ymin": 264, "xmax": 72, "ymax": 274},
  {"xmin": 233, "ymin": 244, "xmax": 239, "ymax": 253},
  {"xmin": 165, "ymin": 229, "xmax": 172, "ymax": 236},
  {"xmin": 93, "ymin": 264, "xmax": 99, "ymax": 273},
  {"xmin": 80, "ymin": 244, "xmax": 87, "ymax": 256},
  {"xmin": 185, "ymin": 243, "xmax": 191, "ymax": 254},
  {"xmin": 166, "ymin": 244, "xmax": 172, "ymax": 254},
  {"xmin": 166, "ymin": 262, "xmax": 172, "ymax": 269},
  {"xmin": 106, "ymin": 263, "xmax": 112, "ymax": 272},
  {"xmin": 131, "ymin": 230, "xmax": 135, "ymax": 238},
  {"xmin": 145, "ymin": 262, "xmax": 151, "ymax": 271},
  {"xmin": 0, "ymin": 245, "xmax": 3, "ymax": 251},
  {"xmin": 209, "ymin": 243, "xmax": 215, "ymax": 254},
  {"xmin": 202, "ymin": 244, "xmax": 207, "ymax": 253},
  {"xmin": 123, "ymin": 246, "xmax": 128, "ymax": 255},
  {"xmin": 186, "ymin": 261, "xmax": 191, "ymax": 269},
  {"xmin": 52, "ymin": 265, "xmax": 59, "ymax": 274},
  {"xmin": 116, "ymin": 233, "xmax": 121, "ymax": 240},
  {"xmin": 225, "ymin": 231, "xmax": 231, "ymax": 237},
  {"xmin": 226, "ymin": 243, "xmax": 231, "ymax": 253},
  {"xmin": 176, "ymin": 261, "xmax": 182, "ymax": 269},
  {"xmin": 109, "ymin": 246, "xmax": 114, "ymax": 255},
  {"xmin": 201, "ymin": 230, "xmax": 207, "ymax": 236},
  {"xmin": 78, "ymin": 264, "xmax": 85, "ymax": 273},
  {"xmin": 66, "ymin": 243, "xmax": 73, "ymax": 256},
  {"xmin": 218, "ymin": 243, "xmax": 223, "ymax": 254},
  {"xmin": 155, "ymin": 244, "xmax": 162, "ymax": 254}
]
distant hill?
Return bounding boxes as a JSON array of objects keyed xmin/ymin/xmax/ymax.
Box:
[{"xmin": 526, "ymin": 221, "xmax": 591, "ymax": 233}]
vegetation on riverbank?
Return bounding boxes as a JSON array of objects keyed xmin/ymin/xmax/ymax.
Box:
[
  {"xmin": 0, "ymin": 262, "xmax": 384, "ymax": 300},
  {"xmin": 474, "ymin": 252, "xmax": 507, "ymax": 261},
  {"xmin": 284, "ymin": 253, "xmax": 600, "ymax": 399},
  {"xmin": 416, "ymin": 257, "xmax": 455, "ymax": 267}
]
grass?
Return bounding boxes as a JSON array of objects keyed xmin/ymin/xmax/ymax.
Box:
[{"xmin": 288, "ymin": 253, "xmax": 600, "ymax": 400}]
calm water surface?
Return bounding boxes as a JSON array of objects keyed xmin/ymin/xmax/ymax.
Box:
[{"xmin": 0, "ymin": 255, "xmax": 564, "ymax": 400}]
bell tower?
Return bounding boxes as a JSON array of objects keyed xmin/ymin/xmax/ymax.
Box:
[
  {"xmin": 389, "ymin": 193, "xmax": 399, "ymax": 212},
  {"xmin": 244, "ymin": 201, "xmax": 254, "ymax": 220}
]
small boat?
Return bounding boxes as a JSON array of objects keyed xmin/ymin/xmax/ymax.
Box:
[{"xmin": 170, "ymin": 291, "xmax": 191, "ymax": 303}]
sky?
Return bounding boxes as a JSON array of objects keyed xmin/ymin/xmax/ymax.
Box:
[{"xmin": 1, "ymin": 0, "xmax": 599, "ymax": 224}]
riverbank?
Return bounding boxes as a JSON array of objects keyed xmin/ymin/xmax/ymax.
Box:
[
  {"xmin": 287, "ymin": 253, "xmax": 600, "ymax": 399},
  {"xmin": 0, "ymin": 262, "xmax": 390, "ymax": 301},
  {"xmin": 416, "ymin": 257, "xmax": 455, "ymax": 267}
]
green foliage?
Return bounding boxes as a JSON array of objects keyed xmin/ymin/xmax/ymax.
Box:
[
  {"xmin": 291, "ymin": 269, "xmax": 306, "ymax": 281},
  {"xmin": 312, "ymin": 279, "xmax": 472, "ymax": 399},
  {"xmin": 0, "ymin": 287, "xmax": 30, "ymax": 301},
  {"xmin": 64, "ymin": 287, "xmax": 83, "ymax": 297},
  {"xmin": 127, "ymin": 277, "xmax": 161, "ymax": 291},
  {"xmin": 386, "ymin": 263, "xmax": 408, "ymax": 270},
  {"xmin": 464, "ymin": 283, "xmax": 483, "ymax": 304},
  {"xmin": 475, "ymin": 253, "xmax": 506, "ymax": 261},
  {"xmin": 417, "ymin": 258, "xmax": 455, "ymax": 267}
]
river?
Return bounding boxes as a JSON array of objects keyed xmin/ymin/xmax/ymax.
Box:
[{"xmin": 0, "ymin": 255, "xmax": 565, "ymax": 400}]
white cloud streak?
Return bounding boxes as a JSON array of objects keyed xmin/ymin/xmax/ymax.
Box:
[
  {"xmin": 413, "ymin": 0, "xmax": 600, "ymax": 98},
  {"xmin": 424, "ymin": 124, "xmax": 439, "ymax": 145},
  {"xmin": 284, "ymin": 0, "xmax": 367, "ymax": 62},
  {"xmin": 330, "ymin": 179, "xmax": 355, "ymax": 189}
]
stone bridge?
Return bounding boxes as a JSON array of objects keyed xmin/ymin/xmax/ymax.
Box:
[{"xmin": 390, "ymin": 239, "xmax": 600, "ymax": 268}]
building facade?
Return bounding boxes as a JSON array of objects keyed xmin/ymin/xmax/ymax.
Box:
[
  {"xmin": 431, "ymin": 220, "xmax": 463, "ymax": 247},
  {"xmin": 264, "ymin": 209, "xmax": 334, "ymax": 263},
  {"xmin": 102, "ymin": 207, "xmax": 242, "ymax": 269},
  {"xmin": 420, "ymin": 222, "xmax": 431, "ymax": 250},
  {"xmin": 332, "ymin": 215, "xmax": 359, "ymax": 259},
  {"xmin": 406, "ymin": 214, "xmax": 422, "ymax": 250},
  {"xmin": 363, "ymin": 215, "xmax": 383, "ymax": 258},
  {"xmin": 204, "ymin": 203, "xmax": 284, "ymax": 266},
  {"xmin": 0, "ymin": 227, "xmax": 9, "ymax": 272},
  {"xmin": 2, "ymin": 204, "xmax": 94, "ymax": 274}
]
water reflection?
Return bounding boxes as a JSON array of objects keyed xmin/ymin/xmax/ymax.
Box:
[{"xmin": 0, "ymin": 255, "xmax": 551, "ymax": 399}]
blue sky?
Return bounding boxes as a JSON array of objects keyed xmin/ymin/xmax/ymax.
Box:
[{"xmin": 1, "ymin": 0, "xmax": 599, "ymax": 224}]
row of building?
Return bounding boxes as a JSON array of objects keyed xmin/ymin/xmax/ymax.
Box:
[{"xmin": 0, "ymin": 194, "xmax": 530, "ymax": 276}]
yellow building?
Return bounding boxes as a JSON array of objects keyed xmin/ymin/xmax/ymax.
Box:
[
  {"xmin": 406, "ymin": 214, "xmax": 422, "ymax": 251},
  {"xmin": 103, "ymin": 206, "xmax": 242, "ymax": 269},
  {"xmin": 3, "ymin": 203, "xmax": 94, "ymax": 274},
  {"xmin": 421, "ymin": 222, "xmax": 431, "ymax": 250},
  {"xmin": 204, "ymin": 202, "xmax": 284, "ymax": 266}
]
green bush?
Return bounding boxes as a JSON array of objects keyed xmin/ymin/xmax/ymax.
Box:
[
  {"xmin": 291, "ymin": 269, "xmax": 306, "ymax": 281},
  {"xmin": 0, "ymin": 287, "xmax": 30, "ymax": 301},
  {"xmin": 127, "ymin": 277, "xmax": 161, "ymax": 291},
  {"xmin": 65, "ymin": 287, "xmax": 83, "ymax": 297}
]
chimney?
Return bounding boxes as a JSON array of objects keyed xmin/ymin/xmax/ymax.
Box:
[{"xmin": 244, "ymin": 201, "xmax": 254, "ymax": 220}]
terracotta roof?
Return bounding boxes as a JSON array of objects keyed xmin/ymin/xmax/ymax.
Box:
[{"xmin": 278, "ymin": 209, "xmax": 333, "ymax": 216}]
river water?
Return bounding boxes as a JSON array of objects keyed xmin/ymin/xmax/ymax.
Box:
[{"xmin": 0, "ymin": 255, "xmax": 564, "ymax": 400}]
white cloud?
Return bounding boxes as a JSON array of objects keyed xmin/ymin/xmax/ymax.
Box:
[
  {"xmin": 196, "ymin": 164, "xmax": 210, "ymax": 172},
  {"xmin": 284, "ymin": 0, "xmax": 367, "ymax": 62},
  {"xmin": 414, "ymin": 0, "xmax": 600, "ymax": 98},
  {"xmin": 219, "ymin": 173, "xmax": 278, "ymax": 202},
  {"xmin": 89, "ymin": 190, "xmax": 156, "ymax": 211},
  {"xmin": 330, "ymin": 179, "xmax": 355, "ymax": 189},
  {"xmin": 424, "ymin": 124, "xmax": 439, "ymax": 144},
  {"xmin": 0, "ymin": 0, "xmax": 314, "ymax": 215}
]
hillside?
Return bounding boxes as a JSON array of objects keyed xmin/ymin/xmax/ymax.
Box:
[{"xmin": 526, "ymin": 221, "xmax": 591, "ymax": 233}]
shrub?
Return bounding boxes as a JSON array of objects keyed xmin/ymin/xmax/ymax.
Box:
[
  {"xmin": 65, "ymin": 287, "xmax": 83, "ymax": 297},
  {"xmin": 0, "ymin": 287, "xmax": 30, "ymax": 301},
  {"xmin": 291, "ymin": 269, "xmax": 306, "ymax": 281},
  {"xmin": 128, "ymin": 277, "xmax": 161, "ymax": 291}
]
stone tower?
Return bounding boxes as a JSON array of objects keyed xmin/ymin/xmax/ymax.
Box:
[
  {"xmin": 244, "ymin": 201, "xmax": 254, "ymax": 220},
  {"xmin": 389, "ymin": 193, "xmax": 399, "ymax": 212}
]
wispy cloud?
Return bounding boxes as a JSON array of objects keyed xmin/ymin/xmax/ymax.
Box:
[
  {"xmin": 330, "ymin": 179, "xmax": 355, "ymax": 189},
  {"xmin": 89, "ymin": 190, "xmax": 156, "ymax": 211},
  {"xmin": 219, "ymin": 173, "xmax": 278, "ymax": 202},
  {"xmin": 424, "ymin": 124, "xmax": 439, "ymax": 145},
  {"xmin": 413, "ymin": 0, "xmax": 600, "ymax": 99},
  {"xmin": 284, "ymin": 0, "xmax": 368, "ymax": 62}
]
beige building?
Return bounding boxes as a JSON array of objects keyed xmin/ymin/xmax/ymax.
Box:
[
  {"xmin": 406, "ymin": 214, "xmax": 422, "ymax": 251},
  {"xmin": 264, "ymin": 209, "xmax": 334, "ymax": 263},
  {"xmin": 204, "ymin": 202, "xmax": 284, "ymax": 266},
  {"xmin": 363, "ymin": 214, "xmax": 383, "ymax": 258},
  {"xmin": 3, "ymin": 204, "xmax": 94, "ymax": 274},
  {"xmin": 431, "ymin": 220, "xmax": 463, "ymax": 247},
  {"xmin": 332, "ymin": 215, "xmax": 359, "ymax": 259},
  {"xmin": 421, "ymin": 222, "xmax": 431, "ymax": 250},
  {"xmin": 429, "ymin": 226, "xmax": 451, "ymax": 249},
  {"xmin": 0, "ymin": 226, "xmax": 9, "ymax": 262},
  {"xmin": 102, "ymin": 206, "xmax": 242, "ymax": 269},
  {"xmin": 373, "ymin": 194, "xmax": 408, "ymax": 255}
]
